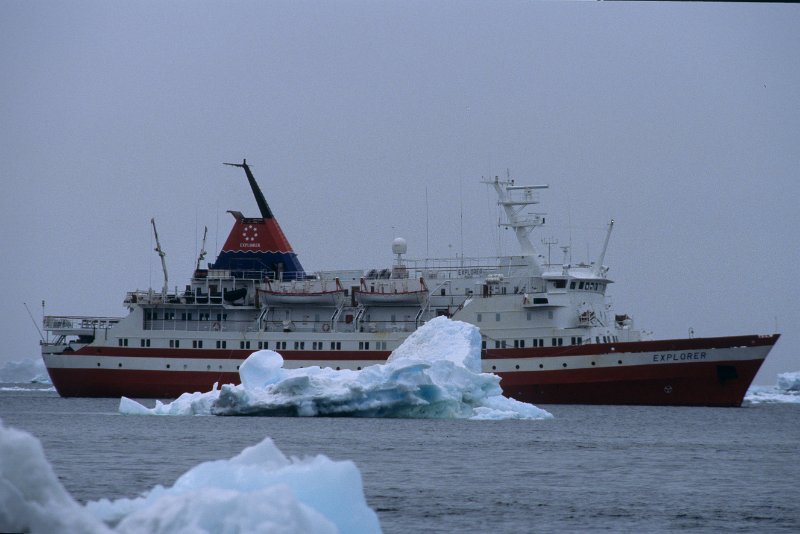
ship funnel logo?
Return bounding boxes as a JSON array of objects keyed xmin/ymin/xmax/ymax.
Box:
[{"xmin": 241, "ymin": 224, "xmax": 260, "ymax": 247}]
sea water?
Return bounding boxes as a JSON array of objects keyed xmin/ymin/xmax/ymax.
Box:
[{"xmin": 2, "ymin": 386, "xmax": 798, "ymax": 533}]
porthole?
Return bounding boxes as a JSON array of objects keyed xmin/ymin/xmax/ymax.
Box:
[
  {"xmin": 336, "ymin": 366, "xmax": 340, "ymax": 370},
  {"xmin": 118, "ymin": 363, "xmax": 122, "ymax": 368},
  {"xmin": 219, "ymin": 365, "xmax": 223, "ymax": 370},
  {"xmin": 357, "ymin": 367, "xmax": 361, "ymax": 370},
  {"xmin": 166, "ymin": 364, "xmax": 171, "ymax": 369},
  {"xmin": 492, "ymin": 365, "xmax": 496, "ymax": 370},
  {"xmin": 515, "ymin": 365, "xmax": 520, "ymax": 370},
  {"xmin": 591, "ymin": 361, "xmax": 596, "ymax": 366},
  {"xmin": 207, "ymin": 365, "xmax": 211, "ymax": 370},
  {"xmin": 617, "ymin": 360, "xmax": 622, "ymax": 365},
  {"xmin": 236, "ymin": 365, "xmax": 240, "ymax": 370},
  {"xmin": 97, "ymin": 362, "xmax": 101, "ymax": 367},
  {"xmin": 539, "ymin": 364, "xmax": 544, "ymax": 369},
  {"xmin": 562, "ymin": 363, "xmax": 567, "ymax": 368}
]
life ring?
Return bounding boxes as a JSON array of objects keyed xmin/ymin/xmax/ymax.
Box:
[
  {"xmin": 212, "ymin": 321, "xmax": 221, "ymax": 331},
  {"xmin": 322, "ymin": 323, "xmax": 330, "ymax": 332}
]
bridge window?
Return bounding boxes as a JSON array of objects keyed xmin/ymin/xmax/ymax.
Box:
[{"xmin": 570, "ymin": 281, "xmax": 576, "ymax": 289}]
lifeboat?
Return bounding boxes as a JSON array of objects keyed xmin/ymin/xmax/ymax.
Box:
[
  {"xmin": 259, "ymin": 278, "xmax": 346, "ymax": 306},
  {"xmin": 354, "ymin": 277, "xmax": 428, "ymax": 306}
]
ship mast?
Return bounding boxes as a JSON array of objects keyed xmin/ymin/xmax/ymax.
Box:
[
  {"xmin": 594, "ymin": 219, "xmax": 615, "ymax": 276},
  {"xmin": 195, "ymin": 225, "xmax": 208, "ymax": 271},
  {"xmin": 151, "ymin": 218, "xmax": 168, "ymax": 299},
  {"xmin": 483, "ymin": 175, "xmax": 548, "ymax": 275}
]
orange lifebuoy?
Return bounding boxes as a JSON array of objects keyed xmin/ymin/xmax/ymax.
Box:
[{"xmin": 322, "ymin": 323, "xmax": 330, "ymax": 332}]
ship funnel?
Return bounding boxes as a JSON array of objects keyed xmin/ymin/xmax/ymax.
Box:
[{"xmin": 210, "ymin": 160, "xmax": 304, "ymax": 279}]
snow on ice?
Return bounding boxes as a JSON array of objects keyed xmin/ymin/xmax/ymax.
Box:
[
  {"xmin": 0, "ymin": 421, "xmax": 381, "ymax": 534},
  {"xmin": 120, "ymin": 317, "xmax": 553, "ymax": 420},
  {"xmin": 745, "ymin": 371, "xmax": 800, "ymax": 404}
]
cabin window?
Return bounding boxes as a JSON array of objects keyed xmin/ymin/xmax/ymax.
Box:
[
  {"xmin": 579, "ymin": 282, "xmax": 584, "ymax": 290},
  {"xmin": 241, "ymin": 341, "xmax": 251, "ymax": 349},
  {"xmin": 216, "ymin": 313, "xmax": 227, "ymax": 322},
  {"xmin": 477, "ymin": 313, "xmax": 482, "ymax": 322},
  {"xmin": 169, "ymin": 339, "xmax": 180, "ymax": 348},
  {"xmin": 293, "ymin": 341, "xmax": 304, "ymax": 350},
  {"xmin": 118, "ymin": 338, "xmax": 128, "ymax": 347},
  {"xmin": 140, "ymin": 339, "xmax": 150, "ymax": 347},
  {"xmin": 596, "ymin": 336, "xmax": 601, "ymax": 344},
  {"xmin": 570, "ymin": 281, "xmax": 576, "ymax": 289},
  {"xmin": 533, "ymin": 298, "xmax": 548, "ymax": 304},
  {"xmin": 481, "ymin": 340, "xmax": 487, "ymax": 350},
  {"xmin": 330, "ymin": 341, "xmax": 341, "ymax": 350},
  {"xmin": 554, "ymin": 280, "xmax": 566, "ymax": 289},
  {"xmin": 495, "ymin": 341, "xmax": 501, "ymax": 349},
  {"xmin": 440, "ymin": 288, "xmax": 446, "ymax": 296},
  {"xmin": 151, "ymin": 311, "xmax": 158, "ymax": 321},
  {"xmin": 216, "ymin": 340, "xmax": 227, "ymax": 349},
  {"xmin": 548, "ymin": 311, "xmax": 554, "ymax": 320},
  {"xmin": 258, "ymin": 341, "xmax": 268, "ymax": 349},
  {"xmin": 496, "ymin": 313, "xmax": 501, "ymax": 322}
]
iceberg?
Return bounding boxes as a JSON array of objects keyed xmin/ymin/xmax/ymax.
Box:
[
  {"xmin": 745, "ymin": 371, "xmax": 800, "ymax": 404},
  {"xmin": 121, "ymin": 317, "xmax": 553, "ymax": 420},
  {"xmin": 0, "ymin": 358, "xmax": 51, "ymax": 385},
  {"xmin": 0, "ymin": 420, "xmax": 381, "ymax": 534}
]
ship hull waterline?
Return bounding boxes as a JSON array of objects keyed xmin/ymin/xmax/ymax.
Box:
[{"xmin": 43, "ymin": 334, "xmax": 778, "ymax": 407}]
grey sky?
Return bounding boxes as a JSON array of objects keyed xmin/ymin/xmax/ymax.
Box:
[{"xmin": 2, "ymin": 1, "xmax": 798, "ymax": 384}]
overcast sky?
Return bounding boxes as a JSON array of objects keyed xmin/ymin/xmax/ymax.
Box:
[{"xmin": 2, "ymin": 1, "xmax": 798, "ymax": 384}]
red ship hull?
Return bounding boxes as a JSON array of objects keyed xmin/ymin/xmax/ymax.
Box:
[{"xmin": 44, "ymin": 334, "xmax": 778, "ymax": 407}]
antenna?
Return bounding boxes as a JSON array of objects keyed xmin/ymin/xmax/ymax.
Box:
[
  {"xmin": 425, "ymin": 186, "xmax": 430, "ymax": 260},
  {"xmin": 459, "ymin": 178, "xmax": 464, "ymax": 262},
  {"xmin": 151, "ymin": 218, "xmax": 168, "ymax": 299},
  {"xmin": 195, "ymin": 226, "xmax": 208, "ymax": 271},
  {"xmin": 542, "ymin": 237, "xmax": 558, "ymax": 267}
]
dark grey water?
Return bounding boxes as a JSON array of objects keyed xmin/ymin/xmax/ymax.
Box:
[{"xmin": 2, "ymin": 387, "xmax": 798, "ymax": 533}]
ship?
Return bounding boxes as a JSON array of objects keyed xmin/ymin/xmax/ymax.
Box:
[{"xmin": 41, "ymin": 160, "xmax": 779, "ymax": 406}]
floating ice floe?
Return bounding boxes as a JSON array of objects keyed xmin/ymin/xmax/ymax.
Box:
[
  {"xmin": 0, "ymin": 358, "xmax": 51, "ymax": 385},
  {"xmin": 121, "ymin": 317, "xmax": 552, "ymax": 420},
  {"xmin": 0, "ymin": 420, "xmax": 381, "ymax": 534},
  {"xmin": 745, "ymin": 371, "xmax": 800, "ymax": 404}
]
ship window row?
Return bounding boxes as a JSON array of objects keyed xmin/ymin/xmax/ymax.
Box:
[
  {"xmin": 480, "ymin": 336, "xmax": 605, "ymax": 349},
  {"xmin": 569, "ymin": 281, "xmax": 606, "ymax": 292},
  {"xmin": 144, "ymin": 310, "xmax": 228, "ymax": 322}
]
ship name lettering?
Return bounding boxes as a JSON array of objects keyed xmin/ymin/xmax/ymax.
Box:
[
  {"xmin": 239, "ymin": 243, "xmax": 261, "ymax": 248},
  {"xmin": 652, "ymin": 352, "xmax": 707, "ymax": 363}
]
